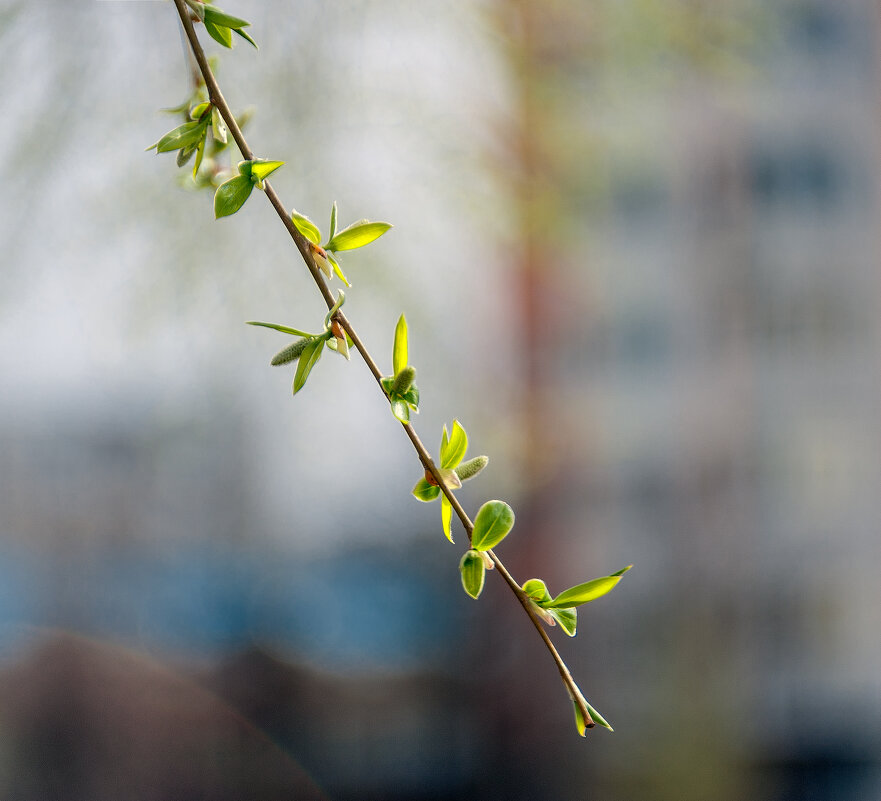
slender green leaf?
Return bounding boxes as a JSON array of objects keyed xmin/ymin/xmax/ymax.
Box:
[
  {"xmin": 291, "ymin": 210, "xmax": 321, "ymax": 245},
  {"xmin": 573, "ymin": 699, "xmax": 588, "ymax": 737},
  {"xmin": 192, "ymin": 135, "xmax": 205, "ymax": 178},
  {"xmin": 412, "ymin": 478, "xmax": 440, "ymax": 502},
  {"xmin": 152, "ymin": 119, "xmax": 208, "ymax": 153},
  {"xmin": 246, "ymin": 321, "xmax": 316, "ymax": 337},
  {"xmin": 441, "ymin": 425, "xmax": 449, "ymax": 455},
  {"xmin": 459, "ymin": 550, "xmax": 485, "ymax": 599},
  {"xmin": 441, "ymin": 420, "xmax": 467, "ymax": 469},
  {"xmin": 585, "ymin": 700, "xmax": 613, "ymax": 731},
  {"xmin": 549, "ymin": 607, "xmax": 577, "ymax": 636},
  {"xmin": 233, "ymin": 26, "xmax": 258, "ymax": 48},
  {"xmin": 204, "ymin": 19, "xmax": 233, "ymax": 48},
  {"xmin": 471, "ymin": 500, "xmax": 514, "ymax": 551},
  {"xmin": 610, "ymin": 565, "xmax": 634, "ymax": 577},
  {"xmin": 325, "ymin": 252, "xmax": 350, "ymax": 286},
  {"xmin": 214, "ymin": 174, "xmax": 254, "ymax": 218},
  {"xmin": 292, "ymin": 337, "xmax": 324, "ymax": 394},
  {"xmin": 393, "ymin": 314, "xmax": 408, "ymax": 376},
  {"xmin": 202, "ymin": 5, "xmax": 250, "ymax": 29},
  {"xmin": 326, "ymin": 221, "xmax": 392, "ymax": 252},
  {"xmin": 441, "ymin": 494, "xmax": 453, "ymax": 543},
  {"xmin": 328, "ymin": 201, "xmax": 338, "ymax": 242},
  {"xmin": 250, "ymin": 159, "xmax": 284, "ymax": 182},
  {"xmin": 546, "ymin": 572, "xmax": 627, "ymax": 609}
]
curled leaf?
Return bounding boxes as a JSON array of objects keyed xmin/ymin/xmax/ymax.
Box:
[
  {"xmin": 459, "ymin": 550, "xmax": 485, "ymax": 599},
  {"xmin": 291, "ymin": 210, "xmax": 322, "ymax": 245}
]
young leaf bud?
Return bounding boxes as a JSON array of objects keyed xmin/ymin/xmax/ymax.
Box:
[
  {"xmin": 454, "ymin": 455, "xmax": 488, "ymax": 482},
  {"xmin": 391, "ymin": 365, "xmax": 416, "ymax": 396},
  {"xmin": 271, "ymin": 337, "xmax": 310, "ymax": 366},
  {"xmin": 459, "ymin": 550, "xmax": 485, "ymax": 599}
]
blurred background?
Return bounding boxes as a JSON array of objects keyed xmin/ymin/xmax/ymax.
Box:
[{"xmin": 1, "ymin": 0, "xmax": 880, "ymax": 798}]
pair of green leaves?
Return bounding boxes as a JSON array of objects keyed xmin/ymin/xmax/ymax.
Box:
[
  {"xmin": 291, "ymin": 202, "xmax": 392, "ymax": 287},
  {"xmin": 379, "ymin": 315, "xmax": 420, "ymax": 424},
  {"xmin": 412, "ymin": 421, "xmax": 489, "ymax": 543},
  {"xmin": 185, "ymin": 0, "xmax": 257, "ymax": 48},
  {"xmin": 248, "ymin": 291, "xmax": 351, "ymax": 394},
  {"xmin": 458, "ymin": 500, "xmax": 515, "ymax": 599},
  {"xmin": 521, "ymin": 565, "xmax": 632, "ymax": 637},
  {"xmin": 215, "ymin": 159, "xmax": 285, "ymax": 218}
]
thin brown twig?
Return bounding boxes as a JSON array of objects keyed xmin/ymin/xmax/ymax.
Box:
[{"xmin": 170, "ymin": 0, "xmax": 594, "ymax": 729}]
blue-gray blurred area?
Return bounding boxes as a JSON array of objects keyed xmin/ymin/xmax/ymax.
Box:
[{"xmin": 1, "ymin": 0, "xmax": 881, "ymax": 799}]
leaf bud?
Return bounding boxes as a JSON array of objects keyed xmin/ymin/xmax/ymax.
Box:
[
  {"xmin": 391, "ymin": 365, "xmax": 416, "ymax": 396},
  {"xmin": 454, "ymin": 455, "xmax": 488, "ymax": 482},
  {"xmin": 270, "ymin": 337, "xmax": 310, "ymax": 366}
]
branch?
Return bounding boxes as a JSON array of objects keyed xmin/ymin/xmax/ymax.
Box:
[{"xmin": 170, "ymin": 0, "xmax": 595, "ymax": 730}]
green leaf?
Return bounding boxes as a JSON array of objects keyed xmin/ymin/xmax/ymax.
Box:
[
  {"xmin": 522, "ymin": 578, "xmax": 551, "ymax": 604},
  {"xmin": 204, "ymin": 19, "xmax": 233, "ymax": 48},
  {"xmin": 192, "ymin": 135, "xmax": 206, "ymax": 178},
  {"xmin": 573, "ymin": 699, "xmax": 588, "ymax": 737},
  {"xmin": 401, "ymin": 385, "xmax": 419, "ymax": 410},
  {"xmin": 585, "ymin": 699, "xmax": 613, "ymax": 731},
  {"xmin": 459, "ymin": 550, "xmax": 485, "ymax": 599},
  {"xmin": 246, "ymin": 321, "xmax": 316, "ymax": 337},
  {"xmin": 610, "ymin": 565, "xmax": 634, "ymax": 577},
  {"xmin": 291, "ymin": 210, "xmax": 322, "ymax": 245},
  {"xmin": 546, "ymin": 570, "xmax": 629, "ymax": 609},
  {"xmin": 471, "ymin": 500, "xmax": 514, "ymax": 551},
  {"xmin": 393, "ymin": 314, "xmax": 408, "ymax": 377},
  {"xmin": 237, "ymin": 160, "xmax": 253, "ymax": 179},
  {"xmin": 214, "ymin": 174, "xmax": 254, "ymax": 218},
  {"xmin": 189, "ymin": 101, "xmax": 210, "ymax": 120},
  {"xmin": 326, "ymin": 220, "xmax": 392, "ymax": 252},
  {"xmin": 380, "ymin": 376, "xmax": 395, "ymax": 395},
  {"xmin": 202, "ymin": 5, "xmax": 250, "ymax": 29},
  {"xmin": 549, "ymin": 607, "xmax": 577, "ymax": 636},
  {"xmin": 250, "ymin": 159, "xmax": 284, "ymax": 183},
  {"xmin": 233, "ymin": 26, "xmax": 258, "ymax": 48},
  {"xmin": 441, "ymin": 420, "xmax": 467, "ymax": 469},
  {"xmin": 328, "ymin": 201, "xmax": 338, "ymax": 242},
  {"xmin": 292, "ymin": 337, "xmax": 324, "ymax": 394},
  {"xmin": 441, "ymin": 494, "xmax": 453, "ymax": 543},
  {"xmin": 412, "ymin": 478, "xmax": 440, "ymax": 502},
  {"xmin": 391, "ymin": 397, "xmax": 410, "ymax": 424},
  {"xmin": 325, "ymin": 252, "xmax": 350, "ymax": 287},
  {"xmin": 152, "ymin": 119, "xmax": 208, "ymax": 153}
]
